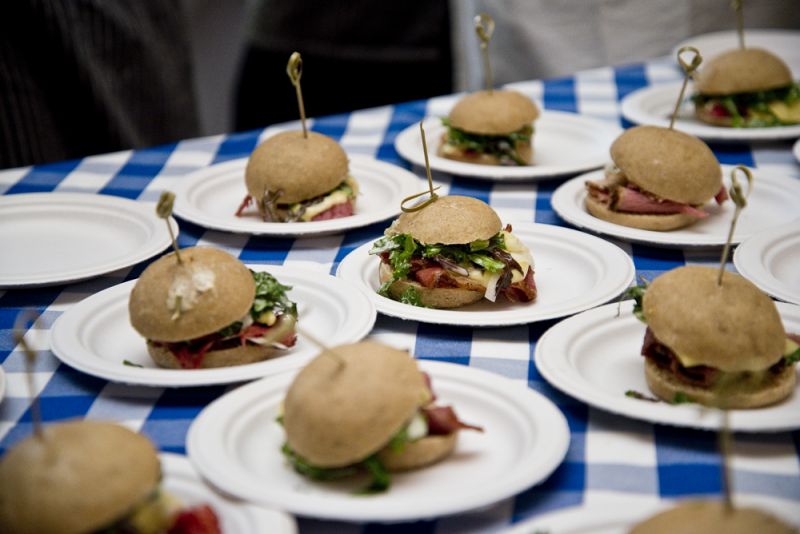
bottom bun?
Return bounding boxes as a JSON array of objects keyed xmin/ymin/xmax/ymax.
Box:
[
  {"xmin": 644, "ymin": 359, "xmax": 797, "ymax": 409},
  {"xmin": 694, "ymin": 106, "xmax": 735, "ymax": 127},
  {"xmin": 585, "ymin": 195, "xmax": 698, "ymax": 231},
  {"xmin": 630, "ymin": 500, "xmax": 796, "ymax": 534},
  {"xmin": 437, "ymin": 136, "xmax": 533, "ymax": 166},
  {"xmin": 378, "ymin": 433, "xmax": 457, "ymax": 472},
  {"xmin": 379, "ymin": 263, "xmax": 483, "ymax": 309},
  {"xmin": 147, "ymin": 340, "xmax": 288, "ymax": 369}
]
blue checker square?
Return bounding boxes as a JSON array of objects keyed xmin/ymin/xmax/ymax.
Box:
[
  {"xmin": 587, "ymin": 463, "xmax": 658, "ymax": 494},
  {"xmin": 147, "ymin": 386, "xmax": 228, "ymax": 420},
  {"xmin": 239, "ymin": 236, "xmax": 295, "ymax": 264},
  {"xmin": 658, "ymin": 464, "xmax": 722, "ymax": 496},
  {"xmin": 470, "ymin": 356, "xmax": 529, "ymax": 381},
  {"xmin": 512, "ymin": 490, "xmax": 584, "ymax": 524},
  {"xmin": 141, "ymin": 419, "xmax": 195, "ymax": 453},
  {"xmin": 21, "ymin": 395, "xmax": 96, "ymax": 422},
  {"xmin": 38, "ymin": 365, "xmax": 107, "ymax": 397}
]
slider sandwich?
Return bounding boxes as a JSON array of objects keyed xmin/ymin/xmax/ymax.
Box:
[
  {"xmin": 439, "ymin": 90, "xmax": 539, "ymax": 166},
  {"xmin": 236, "ymin": 131, "xmax": 358, "ymax": 222},
  {"xmin": 629, "ymin": 500, "xmax": 796, "ymax": 534},
  {"xmin": 631, "ymin": 266, "xmax": 799, "ymax": 408},
  {"xmin": 370, "ymin": 195, "xmax": 537, "ymax": 308},
  {"xmin": 280, "ymin": 341, "xmax": 481, "ymax": 492},
  {"xmin": 692, "ymin": 48, "xmax": 800, "ymax": 127},
  {"xmin": 585, "ymin": 126, "xmax": 728, "ymax": 231},
  {"xmin": 0, "ymin": 420, "xmax": 221, "ymax": 534},
  {"xmin": 129, "ymin": 247, "xmax": 297, "ymax": 369}
]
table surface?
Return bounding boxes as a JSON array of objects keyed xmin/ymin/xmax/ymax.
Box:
[{"xmin": 1, "ymin": 56, "xmax": 799, "ymax": 532}]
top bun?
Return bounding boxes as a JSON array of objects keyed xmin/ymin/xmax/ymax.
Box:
[
  {"xmin": 694, "ymin": 48, "xmax": 793, "ymax": 96},
  {"xmin": 611, "ymin": 126, "xmax": 721, "ymax": 205},
  {"xmin": 283, "ymin": 341, "xmax": 429, "ymax": 468},
  {"xmin": 643, "ymin": 266, "xmax": 785, "ymax": 372},
  {"xmin": 245, "ymin": 131, "xmax": 349, "ymax": 204},
  {"xmin": 129, "ymin": 247, "xmax": 255, "ymax": 342},
  {"xmin": 390, "ymin": 195, "xmax": 502, "ymax": 245},
  {"xmin": 0, "ymin": 420, "xmax": 161, "ymax": 534},
  {"xmin": 448, "ymin": 90, "xmax": 540, "ymax": 135},
  {"xmin": 630, "ymin": 500, "xmax": 796, "ymax": 534}
]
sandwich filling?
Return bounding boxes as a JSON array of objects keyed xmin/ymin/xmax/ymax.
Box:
[
  {"xmin": 236, "ymin": 175, "xmax": 358, "ymax": 222},
  {"xmin": 95, "ymin": 488, "xmax": 221, "ymax": 534},
  {"xmin": 369, "ymin": 224, "xmax": 537, "ymax": 306},
  {"xmin": 149, "ymin": 270, "xmax": 298, "ymax": 369},
  {"xmin": 280, "ymin": 372, "xmax": 481, "ymax": 493},
  {"xmin": 440, "ymin": 117, "xmax": 533, "ymax": 165},
  {"xmin": 586, "ymin": 165, "xmax": 728, "ymax": 219},
  {"xmin": 628, "ymin": 284, "xmax": 800, "ymax": 395},
  {"xmin": 692, "ymin": 82, "xmax": 800, "ymax": 127}
]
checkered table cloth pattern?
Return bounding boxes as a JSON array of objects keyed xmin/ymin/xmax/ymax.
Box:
[{"xmin": 1, "ymin": 57, "xmax": 799, "ymax": 532}]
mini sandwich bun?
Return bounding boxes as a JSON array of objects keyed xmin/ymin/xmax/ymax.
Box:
[
  {"xmin": 380, "ymin": 263, "xmax": 483, "ymax": 309},
  {"xmin": 629, "ymin": 500, "xmax": 797, "ymax": 534},
  {"xmin": 0, "ymin": 420, "xmax": 161, "ymax": 534},
  {"xmin": 391, "ymin": 195, "xmax": 502, "ymax": 245},
  {"xmin": 448, "ymin": 90, "xmax": 539, "ymax": 135},
  {"xmin": 585, "ymin": 195, "xmax": 698, "ymax": 231},
  {"xmin": 245, "ymin": 131, "xmax": 349, "ymax": 204},
  {"xmin": 283, "ymin": 341, "xmax": 432, "ymax": 468},
  {"xmin": 378, "ymin": 433, "xmax": 457, "ymax": 471},
  {"xmin": 610, "ymin": 126, "xmax": 721, "ymax": 206},
  {"xmin": 129, "ymin": 247, "xmax": 255, "ymax": 343},
  {"xmin": 438, "ymin": 138, "xmax": 533, "ymax": 165},
  {"xmin": 694, "ymin": 48, "xmax": 793, "ymax": 96}
]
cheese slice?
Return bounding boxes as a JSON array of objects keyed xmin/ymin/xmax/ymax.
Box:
[
  {"xmin": 674, "ymin": 337, "xmax": 799, "ymax": 369},
  {"xmin": 299, "ymin": 175, "xmax": 358, "ymax": 221},
  {"xmin": 768, "ymin": 100, "xmax": 800, "ymax": 124},
  {"xmin": 465, "ymin": 231, "xmax": 534, "ymax": 286}
]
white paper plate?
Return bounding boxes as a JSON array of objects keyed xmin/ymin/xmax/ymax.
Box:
[
  {"xmin": 394, "ymin": 113, "xmax": 621, "ymax": 180},
  {"xmin": 552, "ymin": 166, "xmax": 800, "ymax": 247},
  {"xmin": 535, "ymin": 300, "xmax": 800, "ymax": 432},
  {"xmin": 621, "ymin": 82, "xmax": 800, "ymax": 141},
  {"xmin": 0, "ymin": 193, "xmax": 176, "ymax": 288},
  {"xmin": 793, "ymin": 138, "xmax": 800, "ymax": 163},
  {"xmin": 49, "ymin": 265, "xmax": 376, "ymax": 387},
  {"xmin": 672, "ymin": 29, "xmax": 800, "ymax": 75},
  {"xmin": 160, "ymin": 453, "xmax": 296, "ymax": 534},
  {"xmin": 336, "ymin": 222, "xmax": 635, "ymax": 327},
  {"xmin": 504, "ymin": 497, "xmax": 800, "ymax": 534},
  {"xmin": 0, "ymin": 367, "xmax": 5, "ymax": 404},
  {"xmin": 734, "ymin": 220, "xmax": 800, "ymax": 305},
  {"xmin": 187, "ymin": 360, "xmax": 569, "ymax": 523},
  {"xmin": 172, "ymin": 155, "xmax": 421, "ymax": 236}
]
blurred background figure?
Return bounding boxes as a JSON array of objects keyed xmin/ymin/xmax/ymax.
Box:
[
  {"xmin": 451, "ymin": 0, "xmax": 800, "ymax": 91},
  {"xmin": 233, "ymin": 1, "xmax": 452, "ymax": 131},
  {"xmin": 0, "ymin": 0, "xmax": 200, "ymax": 170}
]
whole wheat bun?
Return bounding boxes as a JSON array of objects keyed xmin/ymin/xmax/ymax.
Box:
[
  {"xmin": 378, "ymin": 433, "xmax": 457, "ymax": 472},
  {"xmin": 245, "ymin": 130, "xmax": 349, "ymax": 203},
  {"xmin": 390, "ymin": 195, "xmax": 502, "ymax": 245},
  {"xmin": 283, "ymin": 341, "xmax": 430, "ymax": 468},
  {"xmin": 129, "ymin": 247, "xmax": 254, "ymax": 343},
  {"xmin": 611, "ymin": 126, "xmax": 721, "ymax": 205},
  {"xmin": 437, "ymin": 136, "xmax": 533, "ymax": 165},
  {"xmin": 0, "ymin": 420, "xmax": 161, "ymax": 534},
  {"xmin": 629, "ymin": 500, "xmax": 797, "ymax": 534},
  {"xmin": 643, "ymin": 266, "xmax": 786, "ymax": 373},
  {"xmin": 448, "ymin": 90, "xmax": 539, "ymax": 134},
  {"xmin": 379, "ymin": 263, "xmax": 483, "ymax": 309},
  {"xmin": 147, "ymin": 340, "xmax": 286, "ymax": 369},
  {"xmin": 644, "ymin": 359, "xmax": 796, "ymax": 409},
  {"xmin": 585, "ymin": 195, "xmax": 698, "ymax": 231},
  {"xmin": 694, "ymin": 48, "xmax": 793, "ymax": 96}
]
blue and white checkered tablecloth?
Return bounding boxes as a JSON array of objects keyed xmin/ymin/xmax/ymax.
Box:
[{"xmin": 1, "ymin": 57, "xmax": 799, "ymax": 532}]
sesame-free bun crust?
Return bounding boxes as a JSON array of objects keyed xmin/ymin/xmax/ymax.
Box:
[
  {"xmin": 391, "ymin": 195, "xmax": 502, "ymax": 245},
  {"xmin": 379, "ymin": 263, "xmax": 484, "ymax": 309},
  {"xmin": 694, "ymin": 48, "xmax": 793, "ymax": 96},
  {"xmin": 147, "ymin": 340, "xmax": 287, "ymax": 369},
  {"xmin": 378, "ymin": 433, "xmax": 457, "ymax": 472},
  {"xmin": 437, "ymin": 135, "xmax": 533, "ymax": 165},
  {"xmin": 283, "ymin": 341, "xmax": 429, "ymax": 468},
  {"xmin": 0, "ymin": 420, "xmax": 160, "ymax": 534},
  {"xmin": 448, "ymin": 90, "xmax": 539, "ymax": 135},
  {"xmin": 129, "ymin": 247, "xmax": 255, "ymax": 343},
  {"xmin": 630, "ymin": 500, "xmax": 797, "ymax": 534},
  {"xmin": 644, "ymin": 358, "xmax": 796, "ymax": 409},
  {"xmin": 245, "ymin": 131, "xmax": 349, "ymax": 204},
  {"xmin": 643, "ymin": 266, "xmax": 786, "ymax": 372},
  {"xmin": 585, "ymin": 195, "xmax": 697, "ymax": 231},
  {"xmin": 611, "ymin": 126, "xmax": 721, "ymax": 205}
]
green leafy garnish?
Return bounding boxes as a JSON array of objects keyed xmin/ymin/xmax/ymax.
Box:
[
  {"xmin": 621, "ymin": 278, "xmax": 649, "ymax": 322},
  {"xmin": 441, "ymin": 117, "xmax": 532, "ymax": 165},
  {"xmin": 692, "ymin": 82, "xmax": 800, "ymax": 127},
  {"xmin": 398, "ymin": 287, "xmax": 426, "ymax": 307},
  {"xmin": 217, "ymin": 321, "xmax": 243, "ymax": 338},
  {"xmin": 122, "ymin": 360, "xmax": 144, "ymax": 368},
  {"xmin": 785, "ymin": 346, "xmax": 800, "ymax": 366},
  {"xmin": 672, "ymin": 392, "xmax": 694, "ymax": 405},
  {"xmin": 625, "ymin": 389, "xmax": 660, "ymax": 402},
  {"xmin": 387, "ymin": 426, "xmax": 410, "ymax": 453},
  {"xmin": 281, "ymin": 444, "xmax": 392, "ymax": 493},
  {"xmin": 252, "ymin": 270, "xmax": 297, "ymax": 318}
]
